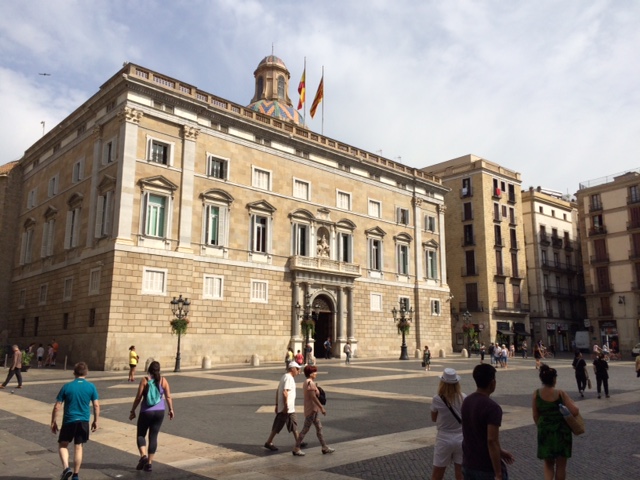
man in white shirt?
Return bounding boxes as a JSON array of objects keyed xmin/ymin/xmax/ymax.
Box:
[{"xmin": 264, "ymin": 361, "xmax": 305, "ymax": 451}]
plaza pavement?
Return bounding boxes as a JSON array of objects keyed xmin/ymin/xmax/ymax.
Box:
[{"xmin": 1, "ymin": 353, "xmax": 639, "ymax": 479}]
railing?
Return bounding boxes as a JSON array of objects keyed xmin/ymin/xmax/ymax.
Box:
[
  {"xmin": 551, "ymin": 237, "xmax": 563, "ymax": 248},
  {"xmin": 462, "ymin": 265, "xmax": 479, "ymax": 276},
  {"xmin": 493, "ymin": 301, "xmax": 530, "ymax": 313},
  {"xmin": 461, "ymin": 187, "xmax": 473, "ymax": 198},
  {"xmin": 289, "ymin": 256, "xmax": 361, "ymax": 277},
  {"xmin": 461, "ymin": 212, "xmax": 473, "ymax": 221},
  {"xmin": 510, "ymin": 240, "xmax": 519, "ymax": 250},
  {"xmin": 539, "ymin": 232, "xmax": 550, "ymax": 244},
  {"xmin": 564, "ymin": 239, "xmax": 575, "ymax": 251},
  {"xmin": 629, "ymin": 249, "xmax": 640, "ymax": 259},
  {"xmin": 585, "ymin": 283, "xmax": 613, "ymax": 294},
  {"xmin": 627, "ymin": 220, "xmax": 640, "ymax": 230},
  {"xmin": 596, "ymin": 307, "xmax": 613, "ymax": 317},
  {"xmin": 632, "ymin": 281, "xmax": 640, "ymax": 291},
  {"xmin": 462, "ymin": 236, "xmax": 476, "ymax": 247},
  {"xmin": 508, "ymin": 194, "xmax": 517, "ymax": 204},
  {"xmin": 590, "ymin": 254, "xmax": 610, "ymax": 263},
  {"xmin": 588, "ymin": 226, "xmax": 607, "ymax": 236},
  {"xmin": 458, "ymin": 301, "xmax": 484, "ymax": 313},
  {"xmin": 589, "ymin": 202, "xmax": 603, "ymax": 212},
  {"xmin": 628, "ymin": 195, "xmax": 640, "ymax": 205}
]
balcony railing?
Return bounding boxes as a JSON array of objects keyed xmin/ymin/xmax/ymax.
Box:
[
  {"xmin": 462, "ymin": 265, "xmax": 479, "ymax": 276},
  {"xmin": 589, "ymin": 254, "xmax": 610, "ymax": 264},
  {"xmin": 539, "ymin": 232, "xmax": 550, "ymax": 245},
  {"xmin": 627, "ymin": 195, "xmax": 640, "ymax": 205},
  {"xmin": 511, "ymin": 268, "xmax": 524, "ymax": 279},
  {"xmin": 493, "ymin": 301, "xmax": 530, "ymax": 313},
  {"xmin": 462, "ymin": 236, "xmax": 476, "ymax": 247},
  {"xmin": 508, "ymin": 194, "xmax": 517, "ymax": 204},
  {"xmin": 289, "ymin": 256, "xmax": 361, "ymax": 277},
  {"xmin": 585, "ymin": 283, "xmax": 613, "ymax": 294},
  {"xmin": 564, "ymin": 239, "xmax": 575, "ymax": 251},
  {"xmin": 589, "ymin": 202, "xmax": 603, "ymax": 212},
  {"xmin": 588, "ymin": 226, "xmax": 607, "ymax": 236},
  {"xmin": 458, "ymin": 301, "xmax": 484, "ymax": 313},
  {"xmin": 551, "ymin": 237, "xmax": 563, "ymax": 248},
  {"xmin": 629, "ymin": 249, "xmax": 640, "ymax": 260},
  {"xmin": 596, "ymin": 307, "xmax": 613, "ymax": 317},
  {"xmin": 627, "ymin": 220, "xmax": 640, "ymax": 230},
  {"xmin": 632, "ymin": 281, "xmax": 640, "ymax": 291}
]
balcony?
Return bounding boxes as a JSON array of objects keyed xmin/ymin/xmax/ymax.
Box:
[
  {"xmin": 458, "ymin": 301, "xmax": 484, "ymax": 313},
  {"xmin": 564, "ymin": 239, "xmax": 575, "ymax": 251},
  {"xmin": 492, "ymin": 188, "xmax": 502, "ymax": 199},
  {"xmin": 596, "ymin": 307, "xmax": 613, "ymax": 318},
  {"xmin": 493, "ymin": 301, "xmax": 530, "ymax": 314},
  {"xmin": 289, "ymin": 256, "xmax": 361, "ymax": 278},
  {"xmin": 461, "ymin": 212, "xmax": 474, "ymax": 221},
  {"xmin": 510, "ymin": 240, "xmax": 520, "ymax": 251},
  {"xmin": 509, "ymin": 216, "xmax": 517, "ymax": 226},
  {"xmin": 461, "ymin": 187, "xmax": 473, "ymax": 198},
  {"xmin": 585, "ymin": 283, "xmax": 613, "ymax": 294},
  {"xmin": 627, "ymin": 220, "xmax": 640, "ymax": 231},
  {"xmin": 588, "ymin": 226, "xmax": 607, "ymax": 236},
  {"xmin": 462, "ymin": 265, "xmax": 479, "ymax": 276},
  {"xmin": 551, "ymin": 237, "xmax": 563, "ymax": 249},
  {"xmin": 632, "ymin": 281, "xmax": 640, "ymax": 291},
  {"xmin": 539, "ymin": 232, "xmax": 550, "ymax": 245},
  {"xmin": 629, "ymin": 249, "xmax": 640, "ymax": 260},
  {"xmin": 493, "ymin": 214, "xmax": 501, "ymax": 223},
  {"xmin": 494, "ymin": 236, "xmax": 504, "ymax": 248},
  {"xmin": 508, "ymin": 194, "xmax": 517, "ymax": 204},
  {"xmin": 589, "ymin": 202, "xmax": 603, "ymax": 212},
  {"xmin": 627, "ymin": 195, "xmax": 640, "ymax": 205},
  {"xmin": 589, "ymin": 254, "xmax": 610, "ymax": 264},
  {"xmin": 544, "ymin": 286, "xmax": 580, "ymax": 298},
  {"xmin": 462, "ymin": 236, "xmax": 476, "ymax": 247}
]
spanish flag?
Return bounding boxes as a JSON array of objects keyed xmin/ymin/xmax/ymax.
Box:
[
  {"xmin": 297, "ymin": 68, "xmax": 306, "ymax": 110},
  {"xmin": 310, "ymin": 75, "xmax": 324, "ymax": 119}
]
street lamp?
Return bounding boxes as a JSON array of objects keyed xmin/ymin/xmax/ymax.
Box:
[
  {"xmin": 392, "ymin": 302, "xmax": 413, "ymax": 360},
  {"xmin": 462, "ymin": 310, "xmax": 472, "ymax": 350},
  {"xmin": 295, "ymin": 293, "xmax": 320, "ymax": 365},
  {"xmin": 170, "ymin": 294, "xmax": 191, "ymax": 372}
]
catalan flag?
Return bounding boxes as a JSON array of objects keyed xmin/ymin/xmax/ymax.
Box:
[
  {"xmin": 310, "ymin": 75, "xmax": 324, "ymax": 119},
  {"xmin": 297, "ymin": 68, "xmax": 306, "ymax": 110}
]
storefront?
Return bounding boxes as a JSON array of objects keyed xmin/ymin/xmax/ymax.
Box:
[{"xmin": 599, "ymin": 320, "xmax": 619, "ymax": 353}]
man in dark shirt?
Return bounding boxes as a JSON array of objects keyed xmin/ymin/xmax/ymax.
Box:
[{"xmin": 461, "ymin": 363, "xmax": 514, "ymax": 480}]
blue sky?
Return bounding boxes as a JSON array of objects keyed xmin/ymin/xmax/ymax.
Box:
[{"xmin": 1, "ymin": 0, "xmax": 638, "ymax": 194}]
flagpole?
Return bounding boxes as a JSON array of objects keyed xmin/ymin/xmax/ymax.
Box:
[
  {"xmin": 303, "ymin": 57, "xmax": 307, "ymax": 128},
  {"xmin": 321, "ymin": 65, "xmax": 324, "ymax": 135}
]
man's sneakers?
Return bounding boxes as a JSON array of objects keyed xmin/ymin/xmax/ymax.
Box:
[
  {"xmin": 322, "ymin": 447, "xmax": 336, "ymax": 454},
  {"xmin": 136, "ymin": 455, "xmax": 148, "ymax": 471},
  {"xmin": 60, "ymin": 467, "xmax": 72, "ymax": 480},
  {"xmin": 292, "ymin": 449, "xmax": 305, "ymax": 456},
  {"xmin": 264, "ymin": 442, "xmax": 278, "ymax": 451}
]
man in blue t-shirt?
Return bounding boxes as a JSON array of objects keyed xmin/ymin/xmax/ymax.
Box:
[
  {"xmin": 51, "ymin": 362, "xmax": 100, "ymax": 480},
  {"xmin": 461, "ymin": 363, "xmax": 514, "ymax": 480}
]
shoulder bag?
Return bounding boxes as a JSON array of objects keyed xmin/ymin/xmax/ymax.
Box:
[
  {"xmin": 439, "ymin": 394, "xmax": 461, "ymax": 424},
  {"xmin": 559, "ymin": 391, "xmax": 585, "ymax": 435}
]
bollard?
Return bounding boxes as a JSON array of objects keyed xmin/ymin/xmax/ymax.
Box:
[
  {"xmin": 145, "ymin": 358, "xmax": 155, "ymax": 371},
  {"xmin": 202, "ymin": 356, "xmax": 211, "ymax": 369},
  {"xmin": 439, "ymin": 349, "xmax": 446, "ymax": 358},
  {"xmin": 64, "ymin": 355, "xmax": 68, "ymax": 370},
  {"xmin": 4, "ymin": 354, "xmax": 7, "ymax": 368},
  {"xmin": 250, "ymin": 354, "xmax": 260, "ymax": 367},
  {"xmin": 461, "ymin": 348, "xmax": 469, "ymax": 358}
]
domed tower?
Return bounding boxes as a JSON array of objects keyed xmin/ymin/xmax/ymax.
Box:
[{"xmin": 247, "ymin": 55, "xmax": 302, "ymax": 125}]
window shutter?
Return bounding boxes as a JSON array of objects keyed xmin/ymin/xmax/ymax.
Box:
[
  {"xmin": 64, "ymin": 211, "xmax": 72, "ymax": 249},
  {"xmin": 41, "ymin": 222, "xmax": 50, "ymax": 257},
  {"xmin": 95, "ymin": 195, "xmax": 105, "ymax": 238}
]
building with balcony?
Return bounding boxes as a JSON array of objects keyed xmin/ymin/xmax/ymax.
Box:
[
  {"xmin": 576, "ymin": 169, "xmax": 640, "ymax": 353},
  {"xmin": 2, "ymin": 56, "xmax": 452, "ymax": 370},
  {"xmin": 522, "ymin": 187, "xmax": 586, "ymax": 352},
  {"xmin": 423, "ymin": 155, "xmax": 530, "ymax": 351}
]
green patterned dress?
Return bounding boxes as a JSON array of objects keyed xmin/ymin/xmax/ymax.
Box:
[{"xmin": 535, "ymin": 389, "xmax": 572, "ymax": 459}]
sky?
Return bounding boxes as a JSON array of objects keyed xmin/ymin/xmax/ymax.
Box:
[{"xmin": 1, "ymin": 0, "xmax": 639, "ymax": 194}]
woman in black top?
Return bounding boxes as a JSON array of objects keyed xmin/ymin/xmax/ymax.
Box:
[
  {"xmin": 592, "ymin": 353, "xmax": 609, "ymax": 398},
  {"xmin": 572, "ymin": 351, "xmax": 587, "ymax": 397}
]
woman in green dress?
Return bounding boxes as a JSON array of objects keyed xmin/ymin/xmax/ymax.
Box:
[{"xmin": 532, "ymin": 364, "xmax": 579, "ymax": 480}]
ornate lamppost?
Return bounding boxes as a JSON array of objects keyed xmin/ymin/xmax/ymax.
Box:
[
  {"xmin": 170, "ymin": 294, "xmax": 190, "ymax": 372},
  {"xmin": 392, "ymin": 302, "xmax": 413, "ymax": 360},
  {"xmin": 296, "ymin": 293, "xmax": 320, "ymax": 365}
]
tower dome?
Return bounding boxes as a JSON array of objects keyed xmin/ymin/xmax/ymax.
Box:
[{"xmin": 247, "ymin": 55, "xmax": 302, "ymax": 125}]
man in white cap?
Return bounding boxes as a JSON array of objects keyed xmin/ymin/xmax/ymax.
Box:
[{"xmin": 264, "ymin": 361, "xmax": 306, "ymax": 451}]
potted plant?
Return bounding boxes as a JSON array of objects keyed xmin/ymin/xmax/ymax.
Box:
[{"xmin": 21, "ymin": 350, "xmax": 35, "ymax": 372}]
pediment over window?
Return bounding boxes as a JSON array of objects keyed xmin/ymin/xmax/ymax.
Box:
[
  {"xmin": 247, "ymin": 199, "xmax": 276, "ymax": 214},
  {"xmin": 201, "ymin": 189, "xmax": 234, "ymax": 205},
  {"xmin": 289, "ymin": 208, "xmax": 315, "ymax": 221},
  {"xmin": 394, "ymin": 232, "xmax": 413, "ymax": 243},
  {"xmin": 67, "ymin": 192, "xmax": 84, "ymax": 207},
  {"xmin": 423, "ymin": 239, "xmax": 439, "ymax": 249},
  {"xmin": 97, "ymin": 175, "xmax": 116, "ymax": 193},
  {"xmin": 337, "ymin": 219, "xmax": 357, "ymax": 230},
  {"xmin": 23, "ymin": 217, "xmax": 36, "ymax": 228},
  {"xmin": 365, "ymin": 226, "xmax": 386, "ymax": 238},
  {"xmin": 43, "ymin": 206, "xmax": 58, "ymax": 219},
  {"xmin": 138, "ymin": 175, "xmax": 178, "ymax": 192}
]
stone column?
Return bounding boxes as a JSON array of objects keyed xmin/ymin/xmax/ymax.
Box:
[
  {"xmin": 412, "ymin": 197, "xmax": 423, "ymax": 280},
  {"xmin": 337, "ymin": 286, "xmax": 345, "ymax": 342},
  {"xmin": 346, "ymin": 286, "xmax": 355, "ymax": 340},
  {"xmin": 292, "ymin": 281, "xmax": 301, "ymax": 339},
  {"xmin": 114, "ymin": 106, "xmax": 143, "ymax": 244},
  {"xmin": 177, "ymin": 125, "xmax": 199, "ymax": 252}
]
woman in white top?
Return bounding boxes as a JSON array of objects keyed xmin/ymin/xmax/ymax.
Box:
[{"xmin": 430, "ymin": 368, "xmax": 465, "ymax": 480}]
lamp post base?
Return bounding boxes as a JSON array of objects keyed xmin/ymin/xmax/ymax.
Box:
[
  {"xmin": 174, "ymin": 332, "xmax": 182, "ymax": 372},
  {"xmin": 399, "ymin": 345, "xmax": 409, "ymax": 360}
]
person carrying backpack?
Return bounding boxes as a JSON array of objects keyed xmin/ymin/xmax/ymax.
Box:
[{"xmin": 129, "ymin": 361, "xmax": 174, "ymax": 472}]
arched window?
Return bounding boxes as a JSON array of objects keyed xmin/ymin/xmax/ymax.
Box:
[
  {"xmin": 257, "ymin": 76, "xmax": 264, "ymax": 99},
  {"xmin": 277, "ymin": 76, "xmax": 285, "ymax": 100}
]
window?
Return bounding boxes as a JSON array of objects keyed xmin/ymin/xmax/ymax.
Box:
[
  {"xmin": 425, "ymin": 215, "xmax": 436, "ymax": 232},
  {"xmin": 369, "ymin": 238, "xmax": 382, "ymax": 271},
  {"xmin": 292, "ymin": 223, "xmax": 310, "ymax": 256},
  {"xmin": 207, "ymin": 154, "xmax": 229, "ymax": 180},
  {"xmin": 590, "ymin": 193, "xmax": 602, "ymax": 210},
  {"xmin": 204, "ymin": 205, "xmax": 222, "ymax": 246},
  {"xmin": 370, "ymin": 293, "xmax": 383, "ymax": 311},
  {"xmin": 18, "ymin": 289, "xmax": 26, "ymax": 308},
  {"xmin": 463, "ymin": 224, "xmax": 474, "ymax": 246},
  {"xmin": 397, "ymin": 208, "xmax": 410, "ymax": 225},
  {"xmin": 72, "ymin": 160, "xmax": 84, "ymax": 183},
  {"xmin": 89, "ymin": 268, "xmax": 101, "ymax": 295},
  {"xmin": 95, "ymin": 191, "xmax": 114, "ymax": 238},
  {"xmin": 63, "ymin": 278, "xmax": 73, "ymax": 301},
  {"xmin": 28, "ymin": 188, "xmax": 37, "ymax": 209},
  {"xmin": 41, "ymin": 218, "xmax": 55, "ymax": 257},
  {"xmin": 89, "ymin": 308, "xmax": 96, "ymax": 327},
  {"xmin": 147, "ymin": 137, "xmax": 174, "ymax": 165},
  {"xmin": 399, "ymin": 297, "xmax": 411, "ymax": 311},
  {"xmin": 63, "ymin": 313, "xmax": 69, "ymax": 330},
  {"xmin": 630, "ymin": 185, "xmax": 640, "ymax": 203},
  {"xmin": 252, "ymin": 215, "xmax": 269, "ymax": 253},
  {"xmin": 34, "ymin": 316, "xmax": 39, "ymax": 336},
  {"xmin": 142, "ymin": 268, "xmax": 167, "ymax": 295},
  {"xmin": 551, "ymin": 209, "xmax": 555, "ymax": 217},
  {"xmin": 431, "ymin": 299, "xmax": 441, "ymax": 315},
  {"xmin": 250, "ymin": 280, "xmax": 268, "ymax": 303},
  {"xmin": 48, "ymin": 175, "xmax": 59, "ymax": 197},
  {"xmin": 20, "ymin": 224, "xmax": 35, "ymax": 264},
  {"xmin": 397, "ymin": 244, "xmax": 409, "ymax": 275},
  {"xmin": 337, "ymin": 190, "xmax": 351, "ymax": 210},
  {"xmin": 39, "ymin": 284, "xmax": 48, "ymax": 305},
  {"xmin": 337, "ymin": 221, "xmax": 355, "ymax": 263},
  {"xmin": 463, "ymin": 202, "xmax": 472, "ymax": 221},
  {"xmin": 368, "ymin": 199, "xmax": 382, "ymax": 218},
  {"xmin": 293, "ymin": 179, "xmax": 310, "ymax": 200},
  {"xmin": 103, "ymin": 138, "xmax": 117, "ymax": 164},
  {"xmin": 461, "ymin": 178, "xmax": 471, "ymax": 197},
  {"xmin": 203, "ymin": 275, "xmax": 223, "ymax": 299},
  {"xmin": 252, "ymin": 167, "xmax": 271, "ymax": 190},
  {"xmin": 65, "ymin": 207, "xmax": 81, "ymax": 249},
  {"xmin": 143, "ymin": 193, "xmax": 168, "ymax": 238},
  {"xmin": 277, "ymin": 76, "xmax": 285, "ymax": 99},
  {"xmin": 426, "ymin": 250, "xmax": 438, "ymax": 279},
  {"xmin": 509, "ymin": 207, "xmax": 515, "ymax": 224},
  {"xmin": 511, "ymin": 252, "xmax": 519, "ymax": 277}
]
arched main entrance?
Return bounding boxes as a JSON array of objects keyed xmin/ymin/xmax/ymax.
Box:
[{"xmin": 313, "ymin": 295, "xmax": 334, "ymax": 359}]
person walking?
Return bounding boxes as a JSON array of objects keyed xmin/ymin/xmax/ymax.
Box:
[
  {"xmin": 294, "ymin": 350, "xmax": 304, "ymax": 365},
  {"xmin": 0, "ymin": 345, "xmax": 23, "ymax": 389},
  {"xmin": 430, "ymin": 368, "xmax": 465, "ymax": 480},
  {"xmin": 572, "ymin": 351, "xmax": 588, "ymax": 397},
  {"xmin": 128, "ymin": 346, "xmax": 139, "ymax": 383},
  {"xmin": 532, "ymin": 364, "xmax": 579, "ymax": 480},
  {"xmin": 285, "ymin": 347, "xmax": 294, "ymax": 370},
  {"xmin": 129, "ymin": 361, "xmax": 174, "ymax": 472},
  {"xmin": 461, "ymin": 363, "xmax": 514, "ymax": 479},
  {"xmin": 593, "ymin": 353, "xmax": 609, "ymax": 398},
  {"xmin": 51, "ymin": 362, "xmax": 99, "ymax": 480},
  {"xmin": 423, "ymin": 345, "xmax": 431, "ymax": 371},
  {"xmin": 479, "ymin": 343, "xmax": 486, "ymax": 364},
  {"xmin": 52, "ymin": 339, "xmax": 60, "ymax": 366},
  {"xmin": 488, "ymin": 343, "xmax": 495, "ymax": 365},
  {"xmin": 264, "ymin": 361, "xmax": 305, "ymax": 451},
  {"xmin": 534, "ymin": 342, "xmax": 543, "ymax": 369},
  {"xmin": 37, "ymin": 343, "xmax": 45, "ymax": 368},
  {"xmin": 46, "ymin": 344, "xmax": 54, "ymax": 367},
  {"xmin": 343, "ymin": 341, "xmax": 352, "ymax": 364},
  {"xmin": 521, "ymin": 340, "xmax": 528, "ymax": 359},
  {"xmin": 292, "ymin": 365, "xmax": 335, "ymax": 456},
  {"xmin": 323, "ymin": 337, "xmax": 332, "ymax": 359}
]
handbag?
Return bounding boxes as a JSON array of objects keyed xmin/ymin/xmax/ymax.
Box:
[
  {"xmin": 564, "ymin": 412, "xmax": 585, "ymax": 435},
  {"xmin": 421, "ymin": 361, "xmax": 426, "ymax": 367}
]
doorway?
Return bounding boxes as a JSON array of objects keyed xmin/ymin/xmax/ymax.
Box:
[{"xmin": 314, "ymin": 311, "xmax": 333, "ymax": 359}]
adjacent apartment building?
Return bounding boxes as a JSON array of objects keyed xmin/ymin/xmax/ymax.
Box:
[
  {"xmin": 5, "ymin": 56, "xmax": 452, "ymax": 370},
  {"xmin": 576, "ymin": 169, "xmax": 640, "ymax": 353},
  {"xmin": 522, "ymin": 187, "xmax": 586, "ymax": 351},
  {"xmin": 423, "ymin": 155, "xmax": 530, "ymax": 351}
]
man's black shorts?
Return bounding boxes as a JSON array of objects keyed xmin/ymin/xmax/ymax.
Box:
[{"xmin": 58, "ymin": 421, "xmax": 90, "ymax": 444}]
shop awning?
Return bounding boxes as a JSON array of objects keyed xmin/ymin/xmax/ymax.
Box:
[{"xmin": 497, "ymin": 330, "xmax": 514, "ymax": 336}]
